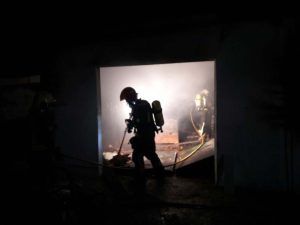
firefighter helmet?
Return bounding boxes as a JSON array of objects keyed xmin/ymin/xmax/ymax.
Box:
[
  {"xmin": 201, "ymin": 89, "xmax": 209, "ymax": 96},
  {"xmin": 120, "ymin": 87, "xmax": 137, "ymax": 101}
]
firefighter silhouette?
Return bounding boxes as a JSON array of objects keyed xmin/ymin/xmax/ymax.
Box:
[
  {"xmin": 120, "ymin": 87, "xmax": 165, "ymax": 182},
  {"xmin": 192, "ymin": 89, "xmax": 213, "ymax": 143}
]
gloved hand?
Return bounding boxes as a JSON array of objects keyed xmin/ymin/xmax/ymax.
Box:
[{"xmin": 125, "ymin": 119, "xmax": 134, "ymax": 133}]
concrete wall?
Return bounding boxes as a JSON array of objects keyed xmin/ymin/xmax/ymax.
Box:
[
  {"xmin": 216, "ymin": 19, "xmax": 300, "ymax": 193},
  {"xmin": 55, "ymin": 48, "xmax": 100, "ymax": 176},
  {"xmin": 217, "ymin": 22, "xmax": 286, "ymax": 192}
]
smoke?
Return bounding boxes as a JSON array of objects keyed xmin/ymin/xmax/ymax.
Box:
[{"xmin": 100, "ymin": 61, "xmax": 215, "ymax": 151}]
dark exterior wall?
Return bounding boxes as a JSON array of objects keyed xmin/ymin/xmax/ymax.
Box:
[
  {"xmin": 284, "ymin": 19, "xmax": 300, "ymax": 193},
  {"xmin": 217, "ymin": 22, "xmax": 286, "ymax": 191},
  {"xmin": 216, "ymin": 19, "xmax": 300, "ymax": 193},
  {"xmin": 55, "ymin": 49, "xmax": 100, "ymax": 176}
]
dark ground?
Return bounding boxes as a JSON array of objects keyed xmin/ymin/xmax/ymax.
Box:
[{"xmin": 4, "ymin": 160, "xmax": 298, "ymax": 225}]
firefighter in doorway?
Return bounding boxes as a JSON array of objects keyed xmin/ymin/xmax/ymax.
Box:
[
  {"xmin": 196, "ymin": 89, "xmax": 213, "ymax": 142},
  {"xmin": 120, "ymin": 87, "xmax": 165, "ymax": 183}
]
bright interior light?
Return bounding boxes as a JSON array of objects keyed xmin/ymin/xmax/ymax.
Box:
[{"xmin": 100, "ymin": 61, "xmax": 214, "ymax": 152}]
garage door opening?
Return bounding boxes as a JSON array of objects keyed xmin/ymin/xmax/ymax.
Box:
[{"xmin": 98, "ymin": 61, "xmax": 215, "ymax": 179}]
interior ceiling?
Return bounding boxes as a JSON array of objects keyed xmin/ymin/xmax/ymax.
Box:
[{"xmin": 2, "ymin": 13, "xmax": 288, "ymax": 78}]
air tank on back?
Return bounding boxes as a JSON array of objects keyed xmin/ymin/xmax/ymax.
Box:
[{"xmin": 152, "ymin": 100, "xmax": 164, "ymax": 132}]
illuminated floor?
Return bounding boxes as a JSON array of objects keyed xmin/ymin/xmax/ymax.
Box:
[{"xmin": 103, "ymin": 138, "xmax": 215, "ymax": 171}]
